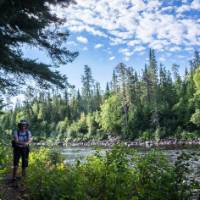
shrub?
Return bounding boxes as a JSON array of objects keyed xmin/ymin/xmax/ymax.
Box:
[{"xmin": 25, "ymin": 146, "xmax": 195, "ymax": 200}]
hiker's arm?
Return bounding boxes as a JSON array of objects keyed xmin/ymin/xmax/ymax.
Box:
[
  {"xmin": 25, "ymin": 137, "xmax": 32, "ymax": 145},
  {"xmin": 14, "ymin": 134, "xmax": 28, "ymax": 145},
  {"xmin": 15, "ymin": 140, "xmax": 27, "ymax": 145},
  {"xmin": 25, "ymin": 132, "xmax": 32, "ymax": 145},
  {"xmin": 13, "ymin": 132, "xmax": 26, "ymax": 145},
  {"xmin": 15, "ymin": 138, "xmax": 32, "ymax": 145}
]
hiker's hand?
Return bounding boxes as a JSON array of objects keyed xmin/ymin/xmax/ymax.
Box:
[{"xmin": 20, "ymin": 142, "xmax": 28, "ymax": 146}]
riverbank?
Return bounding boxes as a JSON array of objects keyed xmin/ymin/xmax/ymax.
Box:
[{"xmin": 33, "ymin": 138, "xmax": 200, "ymax": 148}]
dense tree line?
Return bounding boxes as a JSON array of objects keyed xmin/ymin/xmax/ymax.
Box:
[{"xmin": 1, "ymin": 50, "xmax": 200, "ymax": 142}]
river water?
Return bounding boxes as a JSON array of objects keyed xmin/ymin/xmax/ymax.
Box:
[
  {"xmin": 61, "ymin": 145, "xmax": 200, "ymax": 167},
  {"xmin": 61, "ymin": 146, "xmax": 200, "ymax": 199},
  {"xmin": 61, "ymin": 145, "xmax": 200, "ymax": 199}
]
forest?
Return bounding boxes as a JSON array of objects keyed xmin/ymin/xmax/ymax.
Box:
[{"xmin": 1, "ymin": 50, "xmax": 200, "ymax": 143}]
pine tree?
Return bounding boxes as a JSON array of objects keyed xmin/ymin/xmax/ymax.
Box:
[
  {"xmin": 190, "ymin": 50, "xmax": 200, "ymax": 71},
  {"xmin": 115, "ymin": 63, "xmax": 129, "ymax": 135},
  {"xmin": 94, "ymin": 82, "xmax": 102, "ymax": 110},
  {"xmin": 0, "ymin": 0, "xmax": 78, "ymax": 92},
  {"xmin": 111, "ymin": 71, "xmax": 118, "ymax": 92},
  {"xmin": 81, "ymin": 65, "xmax": 94, "ymax": 113},
  {"xmin": 105, "ymin": 82, "xmax": 111, "ymax": 98}
]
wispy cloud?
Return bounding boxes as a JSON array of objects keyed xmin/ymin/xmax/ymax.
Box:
[
  {"xmin": 119, "ymin": 48, "xmax": 134, "ymax": 61},
  {"xmin": 109, "ymin": 56, "xmax": 115, "ymax": 61},
  {"xmin": 76, "ymin": 36, "xmax": 88, "ymax": 44},
  {"xmin": 94, "ymin": 43, "xmax": 103, "ymax": 49}
]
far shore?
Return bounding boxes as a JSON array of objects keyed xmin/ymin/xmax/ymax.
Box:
[{"xmin": 33, "ymin": 138, "xmax": 200, "ymax": 148}]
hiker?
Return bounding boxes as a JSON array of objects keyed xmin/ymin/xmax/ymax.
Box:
[{"xmin": 12, "ymin": 119, "xmax": 32, "ymax": 181}]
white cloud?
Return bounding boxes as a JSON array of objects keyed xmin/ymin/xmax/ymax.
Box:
[
  {"xmin": 177, "ymin": 0, "xmax": 200, "ymax": 12},
  {"xmin": 54, "ymin": 0, "xmax": 200, "ymax": 53},
  {"xmin": 94, "ymin": 43, "xmax": 103, "ymax": 49},
  {"xmin": 191, "ymin": 0, "xmax": 200, "ymax": 9},
  {"xmin": 109, "ymin": 56, "xmax": 115, "ymax": 61},
  {"xmin": 169, "ymin": 46, "xmax": 182, "ymax": 52},
  {"xmin": 161, "ymin": 6, "xmax": 174, "ymax": 12},
  {"xmin": 76, "ymin": 36, "xmax": 88, "ymax": 44},
  {"xmin": 146, "ymin": 0, "xmax": 161, "ymax": 11},
  {"xmin": 119, "ymin": 48, "xmax": 134, "ymax": 60},
  {"xmin": 127, "ymin": 40, "xmax": 141, "ymax": 46},
  {"xmin": 109, "ymin": 37, "xmax": 126, "ymax": 46},
  {"xmin": 69, "ymin": 25, "xmax": 107, "ymax": 37},
  {"xmin": 176, "ymin": 5, "xmax": 190, "ymax": 13},
  {"xmin": 134, "ymin": 46, "xmax": 146, "ymax": 52}
]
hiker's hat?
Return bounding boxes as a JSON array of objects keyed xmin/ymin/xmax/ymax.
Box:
[{"xmin": 18, "ymin": 119, "xmax": 29, "ymax": 127}]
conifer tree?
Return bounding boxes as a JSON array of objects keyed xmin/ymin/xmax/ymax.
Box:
[
  {"xmin": 0, "ymin": 0, "xmax": 78, "ymax": 92},
  {"xmin": 81, "ymin": 65, "xmax": 94, "ymax": 113}
]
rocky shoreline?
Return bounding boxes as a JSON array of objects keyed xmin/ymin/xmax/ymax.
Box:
[{"xmin": 34, "ymin": 138, "xmax": 200, "ymax": 148}]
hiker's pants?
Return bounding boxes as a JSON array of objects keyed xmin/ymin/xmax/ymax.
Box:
[{"xmin": 13, "ymin": 146, "xmax": 29, "ymax": 168}]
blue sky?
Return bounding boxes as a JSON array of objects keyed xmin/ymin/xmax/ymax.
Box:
[{"xmin": 24, "ymin": 0, "xmax": 200, "ymax": 90}]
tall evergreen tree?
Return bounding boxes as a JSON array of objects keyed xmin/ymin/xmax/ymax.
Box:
[
  {"xmin": 105, "ymin": 82, "xmax": 111, "ymax": 98},
  {"xmin": 0, "ymin": 0, "xmax": 78, "ymax": 92},
  {"xmin": 81, "ymin": 65, "xmax": 94, "ymax": 113},
  {"xmin": 111, "ymin": 71, "xmax": 118, "ymax": 92}
]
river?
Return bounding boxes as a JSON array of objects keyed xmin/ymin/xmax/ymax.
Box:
[
  {"xmin": 61, "ymin": 145, "xmax": 200, "ymax": 199},
  {"xmin": 61, "ymin": 145, "xmax": 200, "ymax": 167}
]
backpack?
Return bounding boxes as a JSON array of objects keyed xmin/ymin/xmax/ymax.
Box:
[{"xmin": 12, "ymin": 130, "xmax": 29, "ymax": 148}]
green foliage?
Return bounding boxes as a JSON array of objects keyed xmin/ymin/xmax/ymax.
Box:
[
  {"xmin": 68, "ymin": 113, "xmax": 88, "ymax": 139},
  {"xmin": 56, "ymin": 117, "xmax": 69, "ymax": 134},
  {"xmin": 139, "ymin": 131, "xmax": 151, "ymax": 141},
  {"xmin": 181, "ymin": 131, "xmax": 199, "ymax": 140},
  {"xmin": 193, "ymin": 67, "xmax": 200, "ymax": 91},
  {"xmin": 0, "ymin": 144, "xmax": 10, "ymax": 175},
  {"xmin": 154, "ymin": 127, "xmax": 161, "ymax": 141},
  {"xmin": 191, "ymin": 109, "xmax": 200, "ymax": 126},
  {"xmin": 86, "ymin": 112, "xmax": 99, "ymax": 136},
  {"xmin": 0, "ymin": 130, "xmax": 11, "ymax": 175},
  {"xmin": 25, "ymin": 146, "xmax": 195, "ymax": 200},
  {"xmin": 100, "ymin": 95, "xmax": 123, "ymax": 135}
]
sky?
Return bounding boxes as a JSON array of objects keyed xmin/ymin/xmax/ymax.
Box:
[{"xmin": 24, "ymin": 0, "xmax": 200, "ymax": 90}]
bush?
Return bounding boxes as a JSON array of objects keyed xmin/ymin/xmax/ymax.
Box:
[
  {"xmin": 0, "ymin": 144, "xmax": 10, "ymax": 174},
  {"xmin": 180, "ymin": 131, "xmax": 198, "ymax": 140},
  {"xmin": 25, "ymin": 146, "xmax": 195, "ymax": 200},
  {"xmin": 139, "ymin": 131, "xmax": 151, "ymax": 141}
]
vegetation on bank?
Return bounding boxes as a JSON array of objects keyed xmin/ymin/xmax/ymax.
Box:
[
  {"xmin": 22, "ymin": 146, "xmax": 200, "ymax": 200},
  {"xmin": 0, "ymin": 133, "xmax": 199, "ymax": 200},
  {"xmin": 1, "ymin": 50, "xmax": 200, "ymax": 142}
]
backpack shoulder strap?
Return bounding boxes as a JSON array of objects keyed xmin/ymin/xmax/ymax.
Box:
[{"xmin": 26, "ymin": 130, "xmax": 29, "ymax": 140}]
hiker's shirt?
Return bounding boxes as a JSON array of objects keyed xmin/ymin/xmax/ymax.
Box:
[{"xmin": 13, "ymin": 130, "xmax": 32, "ymax": 148}]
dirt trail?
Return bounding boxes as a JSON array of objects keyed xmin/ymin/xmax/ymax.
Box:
[{"xmin": 0, "ymin": 174, "xmax": 28, "ymax": 200}]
